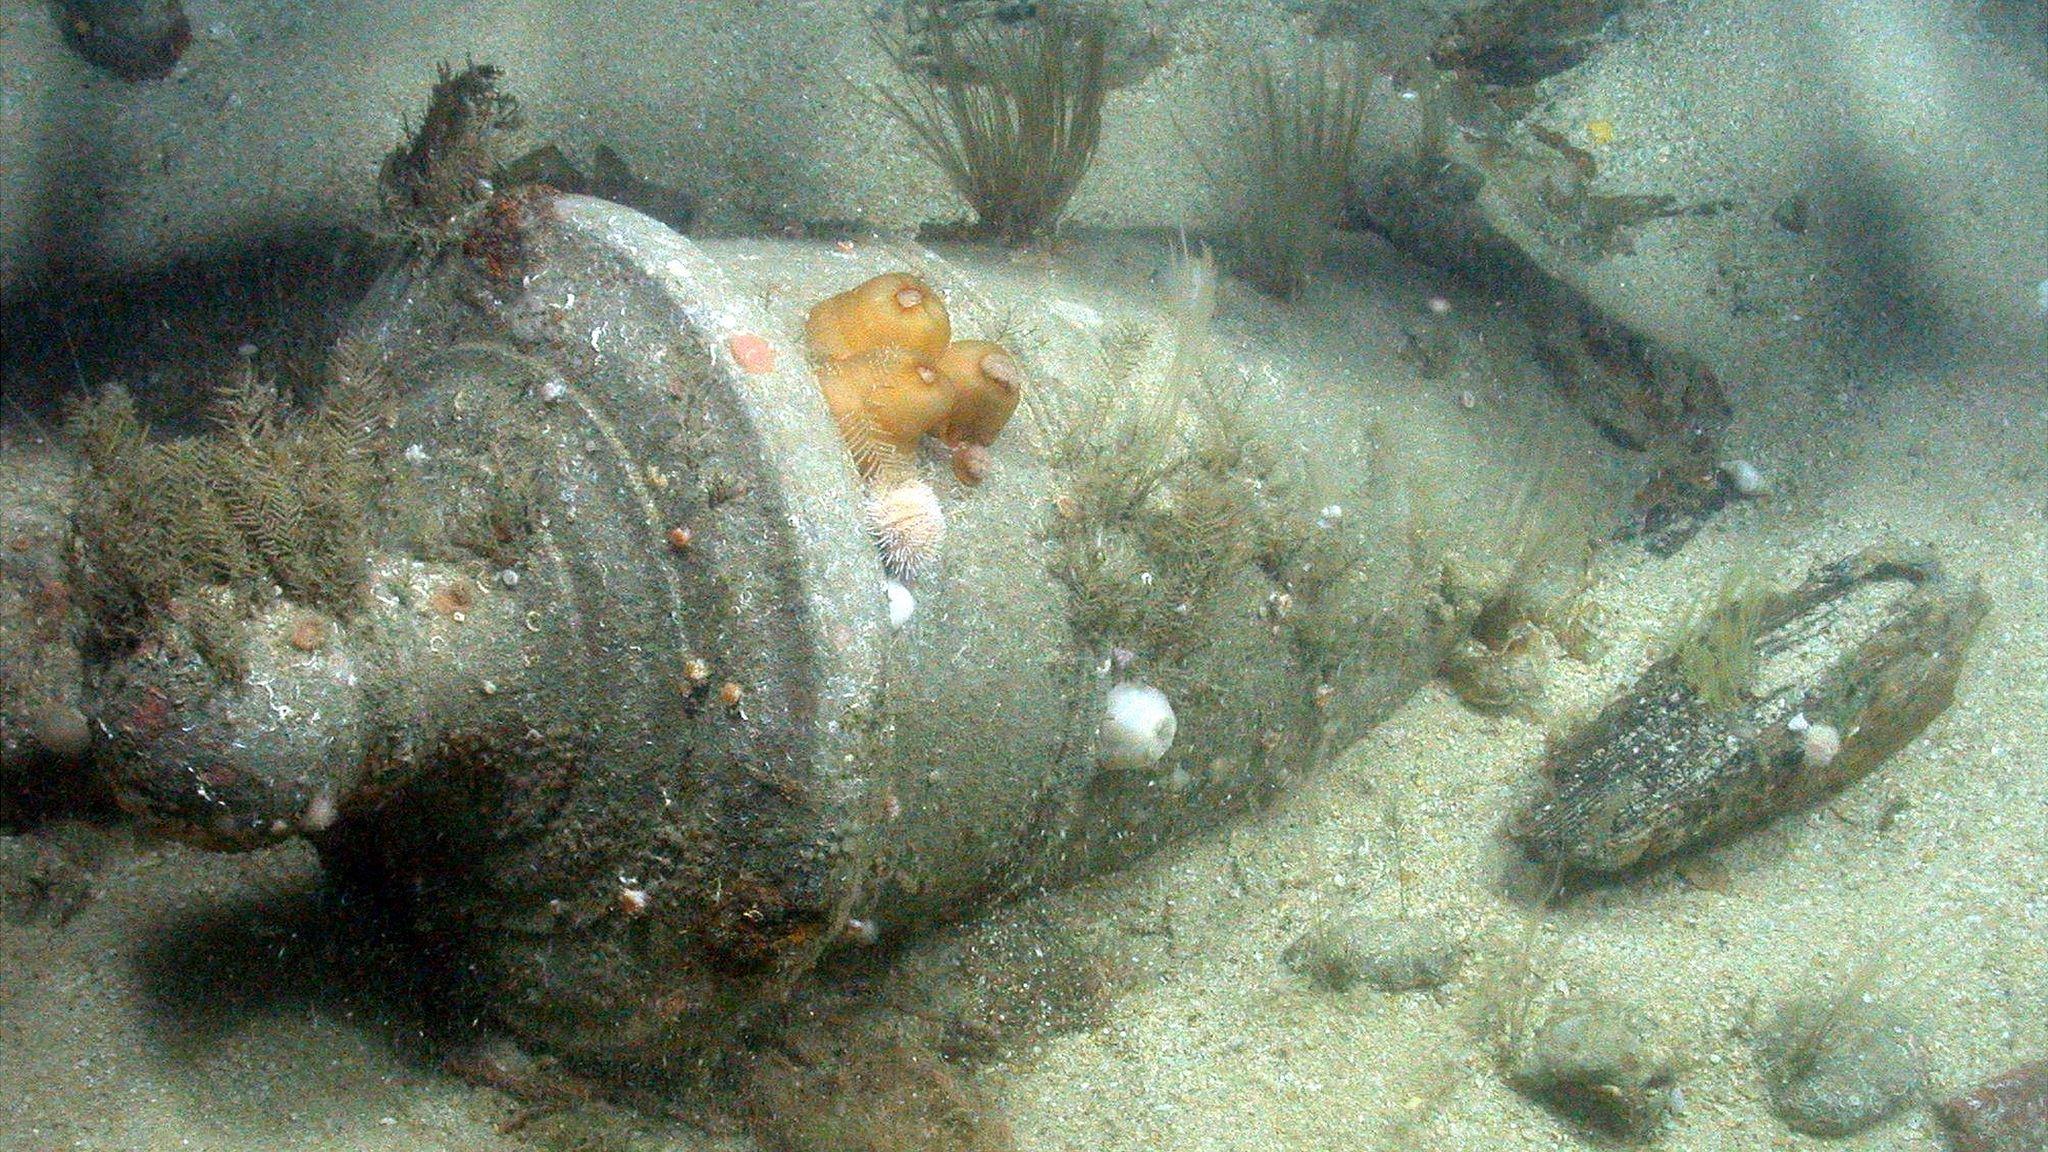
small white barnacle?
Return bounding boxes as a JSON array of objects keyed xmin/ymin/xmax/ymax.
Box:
[{"xmin": 884, "ymin": 580, "xmax": 916, "ymax": 629}]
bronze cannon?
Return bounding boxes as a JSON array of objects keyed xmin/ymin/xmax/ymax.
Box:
[{"xmin": 3, "ymin": 192, "xmax": 1601, "ymax": 1065}]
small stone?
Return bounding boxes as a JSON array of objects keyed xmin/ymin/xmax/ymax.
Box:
[
  {"xmin": 1283, "ymin": 913, "xmax": 1466, "ymax": 992},
  {"xmin": 1759, "ymin": 992, "xmax": 1922, "ymax": 1137},
  {"xmin": 1772, "ymin": 195, "xmax": 1810, "ymax": 234},
  {"xmin": 1508, "ymin": 997, "xmax": 1680, "ymax": 1139}
]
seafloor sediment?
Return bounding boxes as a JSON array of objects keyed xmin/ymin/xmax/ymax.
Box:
[{"xmin": 2, "ymin": 0, "xmax": 2046, "ymax": 1148}]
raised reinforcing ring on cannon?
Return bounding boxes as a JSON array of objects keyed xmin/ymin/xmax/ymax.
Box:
[{"xmin": 317, "ymin": 193, "xmax": 903, "ymax": 1060}]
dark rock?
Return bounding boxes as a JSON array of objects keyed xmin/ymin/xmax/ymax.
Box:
[
  {"xmin": 1507, "ymin": 996, "xmax": 1679, "ymax": 1139},
  {"xmin": 586, "ymin": 145, "xmax": 697, "ymax": 234},
  {"xmin": 57, "ymin": 0, "xmax": 190, "ymax": 81},
  {"xmin": 500, "ymin": 143, "xmax": 697, "ymax": 234},
  {"xmin": 1432, "ymin": 0, "xmax": 1627, "ymax": 86},
  {"xmin": 1940, "ymin": 1060, "xmax": 2048, "ymax": 1152}
]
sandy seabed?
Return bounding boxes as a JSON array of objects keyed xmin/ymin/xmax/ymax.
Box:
[{"xmin": 4, "ymin": 0, "xmax": 2048, "ymax": 1149}]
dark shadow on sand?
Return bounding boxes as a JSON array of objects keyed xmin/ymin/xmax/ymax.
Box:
[
  {"xmin": 1808, "ymin": 135, "xmax": 1960, "ymax": 376},
  {"xmin": 126, "ymin": 868, "xmax": 434, "ymax": 1062}
]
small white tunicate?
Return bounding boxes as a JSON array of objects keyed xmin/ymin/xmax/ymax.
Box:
[
  {"xmin": 499, "ymin": 569, "xmax": 520, "ymax": 588},
  {"xmin": 538, "ymin": 378, "xmax": 568, "ymax": 403},
  {"xmin": 1719, "ymin": 459, "xmax": 1768, "ymax": 498},
  {"xmin": 1100, "ymin": 682, "xmax": 1177, "ymax": 771},
  {"xmin": 884, "ymin": 580, "xmax": 916, "ymax": 629},
  {"xmin": 403, "ymin": 443, "xmax": 430, "ymax": 463}
]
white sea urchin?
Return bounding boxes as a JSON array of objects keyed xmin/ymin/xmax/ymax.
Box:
[{"xmin": 864, "ymin": 479, "xmax": 945, "ymax": 580}]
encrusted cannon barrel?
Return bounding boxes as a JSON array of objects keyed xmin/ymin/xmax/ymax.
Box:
[
  {"xmin": 0, "ymin": 429, "xmax": 87, "ymax": 821},
  {"xmin": 22, "ymin": 192, "xmax": 1606, "ymax": 1064}
]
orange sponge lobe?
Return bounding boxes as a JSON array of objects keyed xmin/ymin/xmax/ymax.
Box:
[
  {"xmin": 818, "ymin": 347, "xmax": 953, "ymax": 482},
  {"xmin": 806, "ymin": 272, "xmax": 952, "ymax": 363}
]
